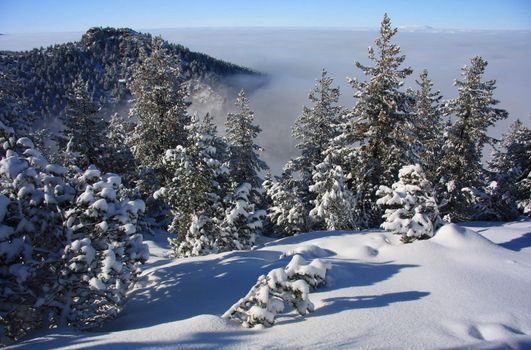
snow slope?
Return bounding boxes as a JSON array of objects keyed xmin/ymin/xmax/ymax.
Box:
[{"xmin": 8, "ymin": 220, "xmax": 531, "ymax": 349}]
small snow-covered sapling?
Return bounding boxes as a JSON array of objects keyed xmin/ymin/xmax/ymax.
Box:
[{"xmin": 222, "ymin": 254, "xmax": 331, "ymax": 328}]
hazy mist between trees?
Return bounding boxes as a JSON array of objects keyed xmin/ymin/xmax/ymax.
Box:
[{"xmin": 2, "ymin": 28, "xmax": 530, "ymax": 174}]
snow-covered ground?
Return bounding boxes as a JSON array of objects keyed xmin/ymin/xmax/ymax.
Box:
[{"xmin": 8, "ymin": 220, "xmax": 531, "ymax": 349}]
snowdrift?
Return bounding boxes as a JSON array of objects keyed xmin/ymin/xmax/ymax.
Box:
[{"xmin": 8, "ymin": 221, "xmax": 531, "ymax": 349}]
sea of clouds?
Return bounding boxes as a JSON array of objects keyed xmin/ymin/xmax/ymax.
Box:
[{"xmin": 1, "ymin": 28, "xmax": 530, "ymax": 174}]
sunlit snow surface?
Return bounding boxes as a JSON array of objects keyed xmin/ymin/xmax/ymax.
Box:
[{"xmin": 8, "ymin": 220, "xmax": 531, "ymax": 350}]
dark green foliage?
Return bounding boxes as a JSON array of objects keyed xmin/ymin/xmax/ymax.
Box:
[{"xmin": 0, "ymin": 27, "xmax": 258, "ymax": 124}]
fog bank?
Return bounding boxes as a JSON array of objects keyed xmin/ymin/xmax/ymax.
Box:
[{"xmin": 2, "ymin": 28, "xmax": 530, "ymax": 174}]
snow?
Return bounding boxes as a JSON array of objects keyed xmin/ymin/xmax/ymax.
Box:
[
  {"xmin": 16, "ymin": 137, "xmax": 34, "ymax": 149},
  {"xmin": 0, "ymin": 156, "xmax": 28, "ymax": 179},
  {"xmin": 82, "ymin": 168, "xmax": 101, "ymax": 182},
  {"xmin": 91, "ymin": 198, "xmax": 108, "ymax": 212},
  {"xmin": 89, "ymin": 277, "xmax": 107, "ymax": 291},
  {"xmin": 7, "ymin": 220, "xmax": 531, "ymax": 349}
]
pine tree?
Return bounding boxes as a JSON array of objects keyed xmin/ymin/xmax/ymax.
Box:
[
  {"xmin": 223, "ymin": 254, "xmax": 331, "ymax": 328},
  {"xmin": 0, "ymin": 136, "xmax": 148, "ymax": 342},
  {"xmin": 377, "ymin": 164, "xmax": 442, "ymax": 243},
  {"xmin": 128, "ymin": 36, "xmax": 190, "ymax": 180},
  {"xmin": 218, "ymin": 183, "xmax": 262, "ymax": 251},
  {"xmin": 104, "ymin": 113, "xmax": 136, "ymax": 185},
  {"xmin": 291, "ymin": 69, "xmax": 344, "ymax": 186},
  {"xmin": 309, "ymin": 152, "xmax": 357, "ymax": 231},
  {"xmin": 164, "ymin": 114, "xmax": 224, "ymax": 257},
  {"xmin": 224, "ymin": 90, "xmax": 268, "ymax": 237},
  {"xmin": 488, "ymin": 119, "xmax": 531, "ymax": 219},
  {"xmin": 265, "ymin": 171, "xmax": 309, "ymax": 236},
  {"xmin": 410, "ymin": 70, "xmax": 443, "ymax": 184},
  {"xmin": 225, "ymin": 90, "xmax": 268, "ymax": 191},
  {"xmin": 61, "ymin": 78, "xmax": 107, "ymax": 169},
  {"xmin": 335, "ymin": 13, "xmax": 414, "ymax": 228},
  {"xmin": 59, "ymin": 167, "xmax": 148, "ymax": 328},
  {"xmin": 438, "ymin": 56, "xmax": 508, "ymax": 221},
  {"xmin": 0, "ymin": 137, "xmax": 71, "ymax": 343}
]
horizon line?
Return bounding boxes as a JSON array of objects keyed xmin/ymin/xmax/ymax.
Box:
[{"xmin": 2, "ymin": 25, "xmax": 531, "ymax": 36}]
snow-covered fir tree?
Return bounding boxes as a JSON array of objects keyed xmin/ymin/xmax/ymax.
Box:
[
  {"xmin": 438, "ymin": 56, "xmax": 508, "ymax": 221},
  {"xmin": 335, "ymin": 13, "xmax": 414, "ymax": 228},
  {"xmin": 377, "ymin": 164, "xmax": 442, "ymax": 243},
  {"xmin": 309, "ymin": 151, "xmax": 357, "ymax": 231},
  {"xmin": 103, "ymin": 113, "xmax": 137, "ymax": 185},
  {"xmin": 290, "ymin": 69, "xmax": 345, "ymax": 214},
  {"xmin": 0, "ymin": 129, "xmax": 148, "ymax": 342},
  {"xmin": 264, "ymin": 171, "xmax": 309, "ymax": 236},
  {"xmin": 410, "ymin": 70, "xmax": 444, "ymax": 184},
  {"xmin": 224, "ymin": 90, "xmax": 268, "ymax": 238},
  {"xmin": 223, "ymin": 254, "xmax": 331, "ymax": 328},
  {"xmin": 225, "ymin": 89, "xmax": 268, "ymax": 191},
  {"xmin": 61, "ymin": 78, "xmax": 107, "ymax": 169},
  {"xmin": 0, "ymin": 133, "xmax": 72, "ymax": 343},
  {"xmin": 58, "ymin": 167, "xmax": 148, "ymax": 328},
  {"xmin": 163, "ymin": 114, "xmax": 225, "ymax": 257},
  {"xmin": 292, "ymin": 69, "xmax": 344, "ymax": 170},
  {"xmin": 488, "ymin": 119, "xmax": 531, "ymax": 219},
  {"xmin": 218, "ymin": 183, "xmax": 263, "ymax": 251},
  {"xmin": 128, "ymin": 36, "xmax": 190, "ymax": 181}
]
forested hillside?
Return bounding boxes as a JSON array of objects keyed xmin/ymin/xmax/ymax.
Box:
[{"xmin": 0, "ymin": 27, "xmax": 259, "ymax": 135}]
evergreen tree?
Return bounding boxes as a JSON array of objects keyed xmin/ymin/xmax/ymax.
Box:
[
  {"xmin": 225, "ymin": 89, "xmax": 268, "ymax": 191},
  {"xmin": 164, "ymin": 114, "xmax": 224, "ymax": 257},
  {"xmin": 291, "ymin": 69, "xmax": 344, "ymax": 188},
  {"xmin": 59, "ymin": 167, "xmax": 148, "ymax": 328},
  {"xmin": 219, "ymin": 183, "xmax": 262, "ymax": 251},
  {"xmin": 410, "ymin": 70, "xmax": 443, "ymax": 183},
  {"xmin": 0, "ymin": 72, "xmax": 34, "ymax": 137},
  {"xmin": 61, "ymin": 78, "xmax": 107, "ymax": 169},
  {"xmin": 0, "ymin": 136, "xmax": 148, "ymax": 342},
  {"xmin": 438, "ymin": 56, "xmax": 508, "ymax": 221},
  {"xmin": 488, "ymin": 119, "xmax": 531, "ymax": 219},
  {"xmin": 333, "ymin": 13, "xmax": 414, "ymax": 228},
  {"xmin": 309, "ymin": 152, "xmax": 357, "ymax": 231},
  {"xmin": 0, "ymin": 137, "xmax": 71, "ymax": 343},
  {"xmin": 265, "ymin": 171, "xmax": 309, "ymax": 236},
  {"xmin": 128, "ymin": 36, "xmax": 190, "ymax": 180},
  {"xmin": 104, "ymin": 113, "xmax": 136, "ymax": 185},
  {"xmin": 224, "ymin": 90, "xmax": 268, "ymax": 237},
  {"xmin": 377, "ymin": 164, "xmax": 442, "ymax": 243},
  {"xmin": 223, "ymin": 255, "xmax": 331, "ymax": 328}
]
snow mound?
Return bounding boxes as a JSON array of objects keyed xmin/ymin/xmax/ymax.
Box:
[
  {"xmin": 431, "ymin": 224, "xmax": 500, "ymax": 250},
  {"xmin": 279, "ymin": 244, "xmax": 331, "ymax": 259}
]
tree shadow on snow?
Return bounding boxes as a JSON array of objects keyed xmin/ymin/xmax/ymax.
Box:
[
  {"xmin": 325, "ymin": 261, "xmax": 419, "ymax": 290},
  {"xmin": 500, "ymin": 231, "xmax": 531, "ymax": 252},
  {"xmin": 102, "ymin": 249, "xmax": 286, "ymax": 332},
  {"xmin": 317, "ymin": 291, "xmax": 430, "ymax": 317},
  {"xmin": 263, "ymin": 229, "xmax": 374, "ymax": 247}
]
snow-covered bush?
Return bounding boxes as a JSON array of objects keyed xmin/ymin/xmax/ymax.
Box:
[
  {"xmin": 377, "ymin": 164, "xmax": 442, "ymax": 243},
  {"xmin": 223, "ymin": 254, "xmax": 331, "ymax": 328}
]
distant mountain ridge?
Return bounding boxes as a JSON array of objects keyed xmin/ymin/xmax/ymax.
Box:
[{"xmin": 0, "ymin": 27, "xmax": 261, "ymax": 132}]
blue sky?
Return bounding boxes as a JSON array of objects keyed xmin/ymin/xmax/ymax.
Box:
[{"xmin": 1, "ymin": 0, "xmax": 530, "ymax": 33}]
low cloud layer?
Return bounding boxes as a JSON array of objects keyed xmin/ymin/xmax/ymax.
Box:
[
  {"xmin": 2, "ymin": 28, "xmax": 530, "ymax": 174},
  {"xmin": 155, "ymin": 28, "xmax": 531, "ymax": 174}
]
